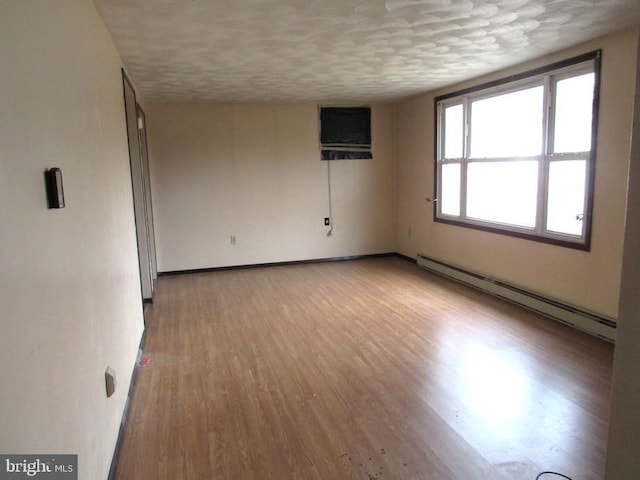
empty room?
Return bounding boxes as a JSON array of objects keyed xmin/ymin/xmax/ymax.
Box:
[{"xmin": 2, "ymin": 1, "xmax": 640, "ymax": 479}]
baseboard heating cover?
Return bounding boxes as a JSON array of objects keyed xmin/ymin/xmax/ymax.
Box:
[{"xmin": 416, "ymin": 254, "xmax": 616, "ymax": 342}]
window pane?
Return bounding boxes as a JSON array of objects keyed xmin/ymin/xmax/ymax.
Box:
[
  {"xmin": 467, "ymin": 161, "xmax": 538, "ymax": 228},
  {"xmin": 553, "ymin": 73, "xmax": 594, "ymax": 153},
  {"xmin": 444, "ymin": 104, "xmax": 463, "ymax": 159},
  {"xmin": 470, "ymin": 86, "xmax": 543, "ymax": 158},
  {"xmin": 546, "ymin": 160, "xmax": 586, "ymax": 236},
  {"xmin": 441, "ymin": 163, "xmax": 461, "ymax": 216}
]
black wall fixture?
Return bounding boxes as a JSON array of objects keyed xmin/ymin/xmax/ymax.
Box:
[
  {"xmin": 319, "ymin": 106, "xmax": 372, "ymax": 160},
  {"xmin": 45, "ymin": 167, "xmax": 65, "ymax": 209}
]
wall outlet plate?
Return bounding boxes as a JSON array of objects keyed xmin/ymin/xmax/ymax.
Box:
[
  {"xmin": 324, "ymin": 217, "xmax": 330, "ymax": 226},
  {"xmin": 105, "ymin": 366, "xmax": 116, "ymax": 398}
]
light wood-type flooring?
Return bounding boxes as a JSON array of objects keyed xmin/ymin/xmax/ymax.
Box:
[{"xmin": 114, "ymin": 257, "xmax": 613, "ymax": 480}]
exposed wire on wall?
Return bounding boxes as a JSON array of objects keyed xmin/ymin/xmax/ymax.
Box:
[
  {"xmin": 326, "ymin": 158, "xmax": 333, "ymax": 236},
  {"xmin": 535, "ymin": 472, "xmax": 573, "ymax": 480}
]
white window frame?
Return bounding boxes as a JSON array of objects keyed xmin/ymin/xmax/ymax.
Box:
[{"xmin": 434, "ymin": 51, "xmax": 601, "ymax": 250}]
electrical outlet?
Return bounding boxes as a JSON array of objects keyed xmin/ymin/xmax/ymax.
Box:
[
  {"xmin": 230, "ymin": 235, "xmax": 236, "ymax": 245},
  {"xmin": 324, "ymin": 217, "xmax": 330, "ymax": 226},
  {"xmin": 105, "ymin": 366, "xmax": 116, "ymax": 398}
]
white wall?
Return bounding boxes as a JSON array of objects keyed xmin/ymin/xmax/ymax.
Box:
[
  {"xmin": 146, "ymin": 103, "xmax": 397, "ymax": 272},
  {"xmin": 0, "ymin": 1, "xmax": 144, "ymax": 478},
  {"xmin": 606, "ymin": 32, "xmax": 640, "ymax": 479},
  {"xmin": 395, "ymin": 28, "xmax": 639, "ymax": 319}
]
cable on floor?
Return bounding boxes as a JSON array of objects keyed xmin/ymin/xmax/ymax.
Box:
[{"xmin": 535, "ymin": 472, "xmax": 573, "ymax": 480}]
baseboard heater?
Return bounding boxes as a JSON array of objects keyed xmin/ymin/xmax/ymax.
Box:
[{"xmin": 416, "ymin": 254, "xmax": 616, "ymax": 342}]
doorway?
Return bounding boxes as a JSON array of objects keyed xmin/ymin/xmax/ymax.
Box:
[{"xmin": 122, "ymin": 70, "xmax": 157, "ymax": 303}]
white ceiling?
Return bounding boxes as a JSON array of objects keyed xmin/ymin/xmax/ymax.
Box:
[{"xmin": 93, "ymin": 0, "xmax": 640, "ymax": 103}]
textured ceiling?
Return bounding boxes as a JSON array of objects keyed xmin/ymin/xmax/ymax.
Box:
[{"xmin": 93, "ymin": 0, "xmax": 640, "ymax": 103}]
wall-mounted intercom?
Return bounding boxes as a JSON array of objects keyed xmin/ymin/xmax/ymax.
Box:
[{"xmin": 45, "ymin": 167, "xmax": 65, "ymax": 209}]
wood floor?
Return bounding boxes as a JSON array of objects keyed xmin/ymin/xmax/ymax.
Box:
[{"xmin": 114, "ymin": 257, "xmax": 613, "ymax": 480}]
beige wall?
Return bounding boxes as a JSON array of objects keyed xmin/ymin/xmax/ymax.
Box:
[
  {"xmin": 0, "ymin": 1, "xmax": 144, "ymax": 478},
  {"xmin": 395, "ymin": 28, "xmax": 640, "ymax": 319},
  {"xmin": 606, "ymin": 32, "xmax": 640, "ymax": 479},
  {"xmin": 146, "ymin": 103, "xmax": 397, "ymax": 272}
]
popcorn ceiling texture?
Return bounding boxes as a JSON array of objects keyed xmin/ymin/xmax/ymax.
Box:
[{"xmin": 93, "ymin": 0, "xmax": 640, "ymax": 102}]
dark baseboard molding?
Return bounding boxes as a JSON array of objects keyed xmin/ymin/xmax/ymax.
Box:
[
  {"xmin": 108, "ymin": 328, "xmax": 147, "ymax": 480},
  {"xmin": 395, "ymin": 253, "xmax": 417, "ymax": 264},
  {"xmin": 158, "ymin": 252, "xmax": 400, "ymax": 276}
]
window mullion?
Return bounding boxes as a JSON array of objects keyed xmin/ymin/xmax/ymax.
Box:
[
  {"xmin": 544, "ymin": 74, "xmax": 555, "ymax": 156},
  {"xmin": 436, "ymin": 102, "xmax": 443, "ymax": 161},
  {"xmin": 539, "ymin": 156, "xmax": 550, "ymax": 235},
  {"xmin": 436, "ymin": 161, "xmax": 443, "ymax": 217},
  {"xmin": 581, "ymin": 155, "xmax": 591, "ymax": 239},
  {"xmin": 460, "ymin": 159, "xmax": 468, "ymax": 220},
  {"xmin": 460, "ymin": 98, "xmax": 470, "ymax": 219},
  {"xmin": 537, "ymin": 75, "xmax": 553, "ymax": 235},
  {"xmin": 435, "ymin": 102, "xmax": 442, "ymax": 218}
]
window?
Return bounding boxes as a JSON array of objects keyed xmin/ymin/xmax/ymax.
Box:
[
  {"xmin": 319, "ymin": 106, "xmax": 372, "ymax": 160},
  {"xmin": 435, "ymin": 51, "xmax": 600, "ymax": 250}
]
